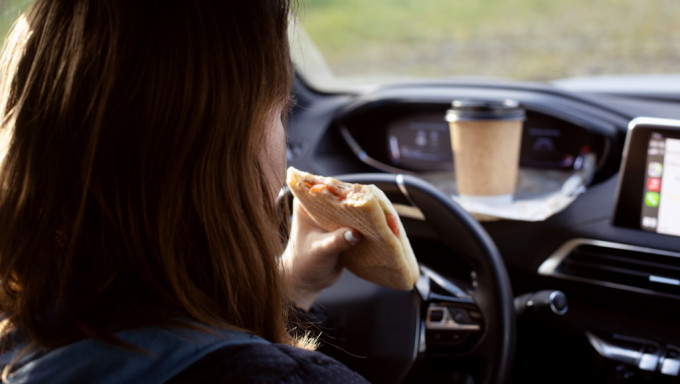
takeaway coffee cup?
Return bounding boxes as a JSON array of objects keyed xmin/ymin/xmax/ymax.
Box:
[{"xmin": 446, "ymin": 99, "xmax": 525, "ymax": 205}]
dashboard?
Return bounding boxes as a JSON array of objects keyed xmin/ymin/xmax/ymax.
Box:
[
  {"xmin": 338, "ymin": 95, "xmax": 608, "ymax": 176},
  {"xmin": 286, "ymin": 77, "xmax": 680, "ymax": 383}
]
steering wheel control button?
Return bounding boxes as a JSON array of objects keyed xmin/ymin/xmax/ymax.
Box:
[
  {"xmin": 447, "ymin": 307, "xmax": 474, "ymax": 325},
  {"xmin": 428, "ymin": 330, "xmax": 465, "ymax": 344},
  {"xmin": 429, "ymin": 309, "xmax": 445, "ymax": 323},
  {"xmin": 426, "ymin": 305, "xmax": 480, "ymax": 331},
  {"xmin": 425, "ymin": 304, "xmax": 482, "ymax": 351}
]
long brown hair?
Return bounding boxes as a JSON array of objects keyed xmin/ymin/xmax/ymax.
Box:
[{"xmin": 0, "ymin": 0, "xmax": 295, "ymax": 349}]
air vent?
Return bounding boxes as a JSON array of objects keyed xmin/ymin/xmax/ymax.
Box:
[{"xmin": 539, "ymin": 239, "xmax": 680, "ymax": 298}]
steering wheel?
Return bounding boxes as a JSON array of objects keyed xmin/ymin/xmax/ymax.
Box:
[{"xmin": 309, "ymin": 173, "xmax": 516, "ymax": 384}]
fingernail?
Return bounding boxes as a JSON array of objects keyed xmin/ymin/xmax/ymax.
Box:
[{"xmin": 344, "ymin": 230, "xmax": 361, "ymax": 244}]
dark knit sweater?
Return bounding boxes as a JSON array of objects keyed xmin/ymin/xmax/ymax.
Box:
[{"xmin": 167, "ymin": 341, "xmax": 368, "ymax": 383}]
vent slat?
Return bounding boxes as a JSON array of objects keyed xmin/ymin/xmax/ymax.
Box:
[
  {"xmin": 569, "ymin": 245, "xmax": 680, "ymax": 275},
  {"xmin": 555, "ymin": 243, "xmax": 680, "ymax": 297}
]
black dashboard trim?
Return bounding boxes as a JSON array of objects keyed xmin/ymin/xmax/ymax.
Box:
[{"xmin": 539, "ymin": 238, "xmax": 680, "ymax": 299}]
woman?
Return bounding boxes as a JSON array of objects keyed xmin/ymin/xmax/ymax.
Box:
[{"xmin": 0, "ymin": 0, "xmax": 367, "ymax": 382}]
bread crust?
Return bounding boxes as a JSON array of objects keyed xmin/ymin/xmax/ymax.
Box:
[{"xmin": 286, "ymin": 167, "xmax": 419, "ymax": 290}]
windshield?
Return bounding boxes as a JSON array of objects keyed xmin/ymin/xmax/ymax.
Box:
[
  {"xmin": 294, "ymin": 0, "xmax": 680, "ymax": 90},
  {"xmin": 0, "ymin": 1, "xmax": 31, "ymax": 37}
]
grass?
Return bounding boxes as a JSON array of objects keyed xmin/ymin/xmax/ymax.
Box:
[{"xmin": 298, "ymin": 0, "xmax": 680, "ymax": 81}]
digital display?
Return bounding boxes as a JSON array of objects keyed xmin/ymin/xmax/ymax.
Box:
[
  {"xmin": 640, "ymin": 133, "xmax": 680, "ymax": 236},
  {"xmin": 613, "ymin": 118, "xmax": 680, "ymax": 236},
  {"xmin": 383, "ymin": 110, "xmax": 603, "ymax": 173},
  {"xmin": 386, "ymin": 114, "xmax": 454, "ymax": 172}
]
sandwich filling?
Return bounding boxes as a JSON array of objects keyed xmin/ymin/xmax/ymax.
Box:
[{"xmin": 303, "ymin": 178, "xmax": 400, "ymax": 238}]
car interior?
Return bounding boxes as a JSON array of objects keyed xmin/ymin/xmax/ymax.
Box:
[
  {"xmin": 2, "ymin": 1, "xmax": 679, "ymax": 383},
  {"xmin": 286, "ymin": 48, "xmax": 680, "ymax": 384},
  {"xmin": 288, "ymin": 73, "xmax": 680, "ymax": 383}
]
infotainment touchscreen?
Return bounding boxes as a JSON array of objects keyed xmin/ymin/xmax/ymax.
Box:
[
  {"xmin": 613, "ymin": 118, "xmax": 680, "ymax": 236},
  {"xmin": 639, "ymin": 132, "xmax": 680, "ymax": 236}
]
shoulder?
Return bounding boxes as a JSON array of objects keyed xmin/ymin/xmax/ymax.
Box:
[{"xmin": 167, "ymin": 341, "xmax": 369, "ymax": 384}]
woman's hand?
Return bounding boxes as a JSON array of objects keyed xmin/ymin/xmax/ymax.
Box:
[{"xmin": 281, "ymin": 199, "xmax": 362, "ymax": 311}]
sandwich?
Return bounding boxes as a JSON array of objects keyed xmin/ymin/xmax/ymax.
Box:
[{"xmin": 286, "ymin": 167, "xmax": 419, "ymax": 291}]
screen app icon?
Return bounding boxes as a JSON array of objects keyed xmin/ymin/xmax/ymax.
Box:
[
  {"xmin": 647, "ymin": 177, "xmax": 661, "ymax": 192},
  {"xmin": 648, "ymin": 162, "xmax": 663, "ymax": 177},
  {"xmin": 645, "ymin": 192, "xmax": 660, "ymax": 207},
  {"xmin": 642, "ymin": 216, "xmax": 658, "ymax": 228}
]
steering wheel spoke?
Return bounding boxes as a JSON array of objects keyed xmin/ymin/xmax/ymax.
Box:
[{"xmin": 418, "ymin": 267, "xmax": 484, "ymax": 354}]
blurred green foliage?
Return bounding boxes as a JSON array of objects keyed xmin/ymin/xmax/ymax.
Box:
[
  {"xmin": 0, "ymin": 1, "xmax": 676, "ymax": 82},
  {"xmin": 299, "ymin": 0, "xmax": 680, "ymax": 80},
  {"xmin": 0, "ymin": 0, "xmax": 32, "ymax": 42}
]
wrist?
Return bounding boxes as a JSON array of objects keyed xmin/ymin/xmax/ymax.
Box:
[{"xmin": 285, "ymin": 279, "xmax": 320, "ymax": 311}]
